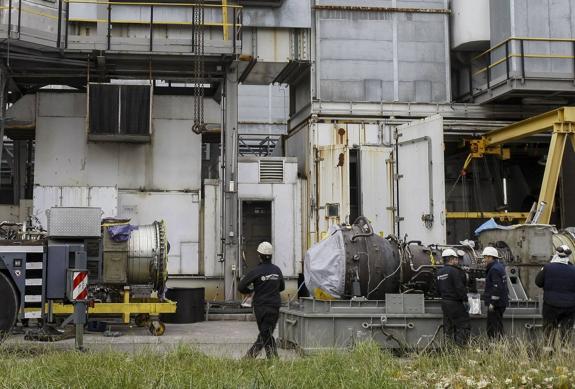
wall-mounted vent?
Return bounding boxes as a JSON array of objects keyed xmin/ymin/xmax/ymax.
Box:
[
  {"xmin": 88, "ymin": 83, "xmax": 152, "ymax": 143},
  {"xmin": 259, "ymin": 159, "xmax": 284, "ymax": 183}
]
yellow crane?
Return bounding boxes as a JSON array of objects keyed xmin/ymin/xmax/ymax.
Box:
[{"xmin": 447, "ymin": 107, "xmax": 575, "ymax": 225}]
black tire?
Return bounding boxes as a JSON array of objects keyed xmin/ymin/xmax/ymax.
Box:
[{"xmin": 0, "ymin": 272, "xmax": 18, "ymax": 340}]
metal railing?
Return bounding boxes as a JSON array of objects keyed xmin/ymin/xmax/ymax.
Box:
[
  {"xmin": 2, "ymin": 0, "xmax": 242, "ymax": 53},
  {"xmin": 465, "ymin": 37, "xmax": 575, "ymax": 101},
  {"xmin": 238, "ymin": 135, "xmax": 280, "ymax": 157}
]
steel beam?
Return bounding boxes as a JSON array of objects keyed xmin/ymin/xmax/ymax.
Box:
[
  {"xmin": 0, "ymin": 65, "xmax": 6, "ymax": 177},
  {"xmin": 223, "ymin": 63, "xmax": 239, "ymax": 302},
  {"xmin": 446, "ymin": 212, "xmax": 529, "ymax": 221},
  {"xmin": 537, "ymin": 131, "xmax": 569, "ymax": 224},
  {"xmin": 483, "ymin": 106, "xmax": 575, "ymax": 146}
]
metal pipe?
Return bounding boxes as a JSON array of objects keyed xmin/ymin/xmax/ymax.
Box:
[
  {"xmin": 17, "ymin": 0, "xmax": 21, "ymax": 35},
  {"xmin": 503, "ymin": 177, "xmax": 508, "ymax": 207},
  {"xmin": 313, "ymin": 5, "xmax": 450, "ymax": 14},
  {"xmin": 362, "ymin": 321, "xmax": 414, "ymax": 329},
  {"xmin": 107, "ymin": 3, "xmax": 112, "ymax": 50},
  {"xmin": 520, "ymin": 39, "xmax": 526, "ymax": 81},
  {"xmin": 394, "ymin": 130, "xmax": 400, "ymax": 236},
  {"xmin": 149, "ymin": 5, "xmax": 154, "ymax": 52},
  {"xmin": 64, "ymin": 0, "xmax": 69, "ymax": 48},
  {"xmin": 7, "ymin": 0, "xmax": 12, "ymax": 38},
  {"xmin": 57, "ymin": 0, "xmax": 63, "ymax": 49},
  {"xmin": 505, "ymin": 40, "xmax": 510, "ymax": 80}
]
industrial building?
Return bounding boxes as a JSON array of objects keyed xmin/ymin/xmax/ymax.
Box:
[{"xmin": 0, "ymin": 0, "xmax": 574, "ymax": 307}]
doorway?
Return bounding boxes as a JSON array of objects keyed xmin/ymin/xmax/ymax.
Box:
[{"xmin": 241, "ymin": 200, "xmax": 272, "ymax": 274}]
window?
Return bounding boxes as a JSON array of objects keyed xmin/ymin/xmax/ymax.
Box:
[{"xmin": 88, "ymin": 83, "xmax": 151, "ymax": 142}]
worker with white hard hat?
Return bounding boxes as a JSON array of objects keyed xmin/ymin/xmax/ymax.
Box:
[
  {"xmin": 535, "ymin": 244, "xmax": 575, "ymax": 347},
  {"xmin": 238, "ymin": 241, "xmax": 285, "ymax": 359},
  {"xmin": 481, "ymin": 246, "xmax": 509, "ymax": 338},
  {"xmin": 436, "ymin": 248, "xmax": 470, "ymax": 346}
]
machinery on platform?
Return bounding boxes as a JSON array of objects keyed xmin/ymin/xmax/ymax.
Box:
[
  {"xmin": 280, "ymin": 217, "xmax": 575, "ymax": 353},
  {"xmin": 0, "ymin": 207, "xmax": 175, "ymax": 348}
]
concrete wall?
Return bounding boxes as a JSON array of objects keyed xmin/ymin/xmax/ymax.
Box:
[
  {"xmin": 242, "ymin": 0, "xmax": 312, "ymax": 28},
  {"xmin": 314, "ymin": 0, "xmax": 450, "ymax": 103},
  {"xmin": 32, "ymin": 92, "xmax": 205, "ymax": 276},
  {"xmin": 33, "ymin": 93, "xmax": 213, "ymax": 190},
  {"xmin": 238, "ymin": 84, "xmax": 289, "ymax": 135},
  {"xmin": 202, "ymin": 158, "xmax": 301, "ymax": 278}
]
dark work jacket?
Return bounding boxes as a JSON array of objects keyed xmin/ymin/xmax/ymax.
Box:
[
  {"xmin": 535, "ymin": 262, "xmax": 575, "ymax": 308},
  {"xmin": 436, "ymin": 264, "xmax": 468, "ymax": 302},
  {"xmin": 238, "ymin": 261, "xmax": 285, "ymax": 307},
  {"xmin": 483, "ymin": 260, "xmax": 509, "ymax": 307}
]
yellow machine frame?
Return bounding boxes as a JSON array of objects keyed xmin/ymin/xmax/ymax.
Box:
[
  {"xmin": 24, "ymin": 288, "xmax": 176, "ymax": 335},
  {"xmin": 447, "ymin": 107, "xmax": 575, "ymax": 224}
]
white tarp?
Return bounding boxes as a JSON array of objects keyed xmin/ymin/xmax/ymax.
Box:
[{"xmin": 304, "ymin": 228, "xmax": 346, "ymax": 298}]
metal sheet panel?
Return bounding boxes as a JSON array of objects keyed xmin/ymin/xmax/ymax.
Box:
[
  {"xmin": 180, "ymin": 242, "xmax": 199, "ymax": 274},
  {"xmin": 117, "ymin": 191, "xmax": 200, "ymax": 276},
  {"xmin": 33, "ymin": 186, "xmax": 60, "ymax": 228},
  {"xmin": 360, "ymin": 146, "xmax": 394, "ymax": 236},
  {"xmin": 203, "ymin": 181, "xmax": 222, "ymax": 277},
  {"xmin": 317, "ymin": 145, "xmax": 350, "ymax": 234},
  {"xmin": 61, "ymin": 187, "xmax": 89, "ymax": 207},
  {"xmin": 89, "ymin": 187, "xmax": 118, "ymax": 218},
  {"xmin": 151, "ymin": 119, "xmax": 202, "ymax": 190},
  {"xmin": 34, "ymin": 186, "xmax": 118, "ymax": 229},
  {"xmin": 396, "ymin": 115, "xmax": 446, "ymax": 245}
]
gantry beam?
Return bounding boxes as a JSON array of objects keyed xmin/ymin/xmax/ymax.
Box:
[
  {"xmin": 483, "ymin": 106, "xmax": 575, "ymax": 146},
  {"xmin": 457, "ymin": 107, "xmax": 575, "ymax": 225}
]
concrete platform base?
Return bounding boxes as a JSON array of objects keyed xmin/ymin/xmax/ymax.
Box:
[{"xmin": 4, "ymin": 321, "xmax": 298, "ymax": 359}]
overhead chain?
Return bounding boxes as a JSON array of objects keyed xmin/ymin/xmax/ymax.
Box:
[{"xmin": 192, "ymin": 0, "xmax": 207, "ymax": 134}]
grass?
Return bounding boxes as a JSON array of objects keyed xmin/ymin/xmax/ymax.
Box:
[{"xmin": 0, "ymin": 339, "xmax": 574, "ymax": 388}]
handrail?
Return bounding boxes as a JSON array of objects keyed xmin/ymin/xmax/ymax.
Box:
[
  {"xmin": 64, "ymin": 0, "xmax": 241, "ymax": 8},
  {"xmin": 2, "ymin": 0, "xmax": 242, "ymax": 52},
  {"xmin": 465, "ymin": 37, "xmax": 575, "ymax": 102}
]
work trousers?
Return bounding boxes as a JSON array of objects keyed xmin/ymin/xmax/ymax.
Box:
[
  {"xmin": 486, "ymin": 306, "xmax": 506, "ymax": 339},
  {"xmin": 245, "ymin": 304, "xmax": 280, "ymax": 359},
  {"xmin": 542, "ymin": 303, "xmax": 575, "ymax": 345},
  {"xmin": 441, "ymin": 300, "xmax": 471, "ymax": 346}
]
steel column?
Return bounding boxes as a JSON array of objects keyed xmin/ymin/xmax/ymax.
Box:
[
  {"xmin": 0, "ymin": 66, "xmax": 6, "ymax": 176},
  {"xmin": 223, "ymin": 63, "xmax": 239, "ymax": 301},
  {"xmin": 537, "ymin": 131, "xmax": 568, "ymax": 224}
]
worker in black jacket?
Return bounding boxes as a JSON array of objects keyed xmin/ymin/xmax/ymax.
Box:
[
  {"xmin": 436, "ymin": 248, "xmax": 470, "ymax": 346},
  {"xmin": 238, "ymin": 241, "xmax": 285, "ymax": 359},
  {"xmin": 535, "ymin": 244, "xmax": 575, "ymax": 345},
  {"xmin": 481, "ymin": 246, "xmax": 509, "ymax": 338}
]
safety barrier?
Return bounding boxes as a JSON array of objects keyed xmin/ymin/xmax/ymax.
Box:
[
  {"xmin": 463, "ymin": 37, "xmax": 575, "ymax": 101},
  {"xmin": 1, "ymin": 0, "xmax": 242, "ymax": 52}
]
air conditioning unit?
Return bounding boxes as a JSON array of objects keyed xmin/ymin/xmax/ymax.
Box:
[{"xmin": 87, "ymin": 83, "xmax": 152, "ymax": 143}]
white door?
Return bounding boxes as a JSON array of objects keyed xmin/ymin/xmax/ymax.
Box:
[
  {"xmin": 317, "ymin": 145, "xmax": 350, "ymax": 236},
  {"xmin": 396, "ymin": 115, "xmax": 446, "ymax": 244},
  {"xmin": 360, "ymin": 146, "xmax": 394, "ymax": 236}
]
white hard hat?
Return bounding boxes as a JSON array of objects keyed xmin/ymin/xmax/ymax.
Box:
[
  {"xmin": 481, "ymin": 246, "xmax": 500, "ymax": 258},
  {"xmin": 257, "ymin": 241, "xmax": 273, "ymax": 256},
  {"xmin": 556, "ymin": 244, "xmax": 572, "ymax": 258},
  {"xmin": 441, "ymin": 248, "xmax": 458, "ymax": 258}
]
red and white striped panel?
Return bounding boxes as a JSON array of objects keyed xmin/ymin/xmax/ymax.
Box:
[{"xmin": 72, "ymin": 271, "xmax": 88, "ymax": 301}]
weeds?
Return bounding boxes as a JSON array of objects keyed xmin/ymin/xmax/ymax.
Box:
[{"xmin": 0, "ymin": 339, "xmax": 573, "ymax": 388}]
